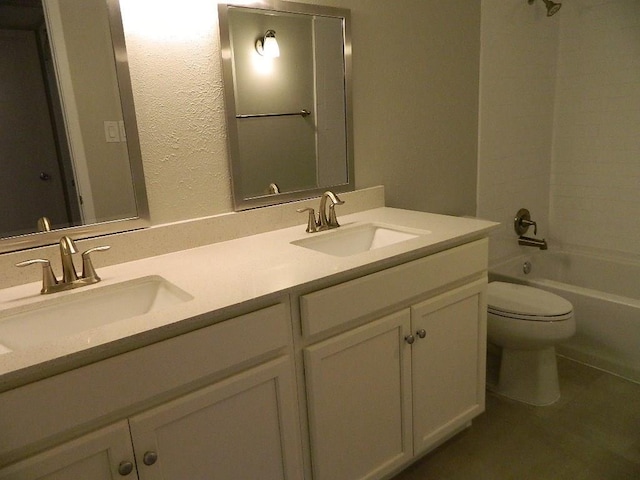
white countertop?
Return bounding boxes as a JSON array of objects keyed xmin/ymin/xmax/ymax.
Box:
[{"xmin": 0, "ymin": 207, "xmax": 498, "ymax": 391}]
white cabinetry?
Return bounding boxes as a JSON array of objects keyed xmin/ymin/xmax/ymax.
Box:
[
  {"xmin": 129, "ymin": 357, "xmax": 300, "ymax": 480},
  {"xmin": 304, "ymin": 311, "xmax": 413, "ymax": 480},
  {"xmin": 0, "ymin": 422, "xmax": 136, "ymax": 480},
  {"xmin": 411, "ymin": 280, "xmax": 486, "ymax": 454},
  {"xmin": 0, "ymin": 302, "xmax": 303, "ymax": 480},
  {"xmin": 301, "ymin": 240, "xmax": 488, "ymax": 480},
  {"xmin": 0, "ymin": 235, "xmax": 491, "ymax": 480}
]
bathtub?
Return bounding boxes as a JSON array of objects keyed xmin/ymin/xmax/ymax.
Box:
[{"xmin": 490, "ymin": 250, "xmax": 640, "ymax": 383}]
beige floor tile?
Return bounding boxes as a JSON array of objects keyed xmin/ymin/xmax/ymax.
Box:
[{"xmin": 391, "ymin": 358, "xmax": 640, "ymax": 480}]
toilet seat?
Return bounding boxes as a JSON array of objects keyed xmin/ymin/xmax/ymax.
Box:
[{"xmin": 488, "ymin": 281, "xmax": 573, "ymax": 322}]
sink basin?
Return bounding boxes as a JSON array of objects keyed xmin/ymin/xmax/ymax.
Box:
[
  {"xmin": 0, "ymin": 276, "xmax": 192, "ymax": 353},
  {"xmin": 291, "ymin": 223, "xmax": 430, "ymax": 257}
]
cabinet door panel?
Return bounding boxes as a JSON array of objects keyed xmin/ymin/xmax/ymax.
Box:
[
  {"xmin": 411, "ymin": 279, "xmax": 487, "ymax": 454},
  {"xmin": 304, "ymin": 310, "xmax": 412, "ymax": 480},
  {"xmin": 129, "ymin": 357, "xmax": 302, "ymax": 480},
  {"xmin": 0, "ymin": 421, "xmax": 136, "ymax": 480},
  {"xmin": 0, "ymin": 302, "xmax": 291, "ymax": 462}
]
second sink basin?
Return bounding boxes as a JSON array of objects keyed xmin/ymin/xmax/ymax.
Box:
[
  {"xmin": 0, "ymin": 275, "xmax": 193, "ymax": 354},
  {"xmin": 291, "ymin": 223, "xmax": 430, "ymax": 257}
]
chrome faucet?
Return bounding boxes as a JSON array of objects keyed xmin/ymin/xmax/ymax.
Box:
[
  {"xmin": 318, "ymin": 191, "xmax": 345, "ymax": 231},
  {"xmin": 16, "ymin": 236, "xmax": 110, "ymax": 294}
]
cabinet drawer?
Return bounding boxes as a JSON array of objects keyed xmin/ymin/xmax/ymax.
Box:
[
  {"xmin": 0, "ymin": 302, "xmax": 291, "ymax": 465},
  {"xmin": 300, "ymin": 239, "xmax": 487, "ymax": 338}
]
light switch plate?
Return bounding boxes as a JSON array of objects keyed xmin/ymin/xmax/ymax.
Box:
[
  {"xmin": 104, "ymin": 121, "xmax": 120, "ymax": 143},
  {"xmin": 118, "ymin": 120, "xmax": 127, "ymax": 142}
]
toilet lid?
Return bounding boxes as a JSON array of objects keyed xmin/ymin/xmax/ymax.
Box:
[{"xmin": 487, "ymin": 282, "xmax": 573, "ymax": 319}]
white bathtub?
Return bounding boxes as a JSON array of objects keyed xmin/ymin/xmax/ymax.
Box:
[{"xmin": 490, "ymin": 250, "xmax": 640, "ymax": 383}]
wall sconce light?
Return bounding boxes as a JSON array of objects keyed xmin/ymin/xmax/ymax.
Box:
[{"xmin": 256, "ymin": 30, "xmax": 280, "ymax": 58}]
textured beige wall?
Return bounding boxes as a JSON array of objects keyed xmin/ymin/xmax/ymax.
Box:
[
  {"xmin": 120, "ymin": 0, "xmax": 481, "ymax": 224},
  {"xmin": 120, "ymin": 0, "xmax": 232, "ymax": 224}
]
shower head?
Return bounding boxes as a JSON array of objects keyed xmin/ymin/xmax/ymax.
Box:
[
  {"xmin": 544, "ymin": 0, "xmax": 562, "ymax": 16},
  {"xmin": 528, "ymin": 0, "xmax": 562, "ymax": 17}
]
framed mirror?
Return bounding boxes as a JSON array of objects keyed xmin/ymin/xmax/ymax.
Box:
[
  {"xmin": 0, "ymin": 0, "xmax": 148, "ymax": 253},
  {"xmin": 218, "ymin": 0, "xmax": 354, "ymax": 210}
]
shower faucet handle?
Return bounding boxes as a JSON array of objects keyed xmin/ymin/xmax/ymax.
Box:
[
  {"xmin": 521, "ymin": 219, "xmax": 537, "ymax": 235},
  {"xmin": 514, "ymin": 208, "xmax": 537, "ymax": 236}
]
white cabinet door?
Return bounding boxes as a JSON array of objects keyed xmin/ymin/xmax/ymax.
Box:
[
  {"xmin": 0, "ymin": 421, "xmax": 137, "ymax": 480},
  {"xmin": 128, "ymin": 356, "xmax": 303, "ymax": 480},
  {"xmin": 410, "ymin": 279, "xmax": 487, "ymax": 454},
  {"xmin": 304, "ymin": 310, "xmax": 413, "ymax": 480}
]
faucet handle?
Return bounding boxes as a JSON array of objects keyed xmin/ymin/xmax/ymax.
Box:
[
  {"xmin": 16, "ymin": 258, "xmax": 58, "ymax": 294},
  {"xmin": 297, "ymin": 207, "xmax": 318, "ymax": 233},
  {"xmin": 81, "ymin": 245, "xmax": 111, "ymax": 281},
  {"xmin": 514, "ymin": 208, "xmax": 538, "ymax": 236},
  {"xmin": 521, "ymin": 219, "xmax": 537, "ymax": 235}
]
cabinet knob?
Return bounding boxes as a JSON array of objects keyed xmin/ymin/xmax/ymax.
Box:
[
  {"xmin": 405, "ymin": 334, "xmax": 415, "ymax": 345},
  {"xmin": 416, "ymin": 329, "xmax": 427, "ymax": 339},
  {"xmin": 118, "ymin": 461, "xmax": 134, "ymax": 476},
  {"xmin": 143, "ymin": 451, "xmax": 158, "ymax": 466}
]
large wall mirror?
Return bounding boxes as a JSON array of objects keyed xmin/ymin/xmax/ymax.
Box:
[
  {"xmin": 0, "ymin": 0, "xmax": 148, "ymax": 253},
  {"xmin": 218, "ymin": 0, "xmax": 354, "ymax": 210}
]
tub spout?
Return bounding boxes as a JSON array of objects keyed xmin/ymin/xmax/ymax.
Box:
[{"xmin": 518, "ymin": 235, "xmax": 548, "ymax": 250}]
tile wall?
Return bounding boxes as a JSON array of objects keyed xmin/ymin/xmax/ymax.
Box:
[
  {"xmin": 477, "ymin": 0, "xmax": 559, "ymax": 263},
  {"xmin": 550, "ymin": 0, "xmax": 640, "ymax": 256},
  {"xmin": 479, "ymin": 0, "xmax": 640, "ymax": 263}
]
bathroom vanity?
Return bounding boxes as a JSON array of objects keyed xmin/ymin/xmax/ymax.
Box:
[
  {"xmin": 0, "ymin": 207, "xmax": 497, "ymax": 479},
  {"xmin": 297, "ymin": 239, "xmax": 488, "ymax": 480}
]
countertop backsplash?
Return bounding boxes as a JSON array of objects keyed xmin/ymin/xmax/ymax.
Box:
[{"xmin": 0, "ymin": 186, "xmax": 385, "ymax": 290}]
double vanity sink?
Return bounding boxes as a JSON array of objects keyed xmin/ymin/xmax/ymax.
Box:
[
  {"xmin": 0, "ymin": 222, "xmax": 422, "ymax": 354},
  {"xmin": 0, "ymin": 207, "xmax": 494, "ymax": 389},
  {"xmin": 0, "ymin": 213, "xmax": 437, "ymax": 374},
  {"xmin": 0, "ymin": 206, "xmax": 498, "ymax": 479}
]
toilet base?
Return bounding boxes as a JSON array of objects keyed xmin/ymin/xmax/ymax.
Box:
[{"xmin": 494, "ymin": 346, "xmax": 560, "ymax": 406}]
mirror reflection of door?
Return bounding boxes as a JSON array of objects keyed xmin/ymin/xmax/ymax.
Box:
[{"xmin": 0, "ymin": 8, "xmax": 80, "ymax": 238}]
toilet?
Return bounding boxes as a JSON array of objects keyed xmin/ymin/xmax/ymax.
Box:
[{"xmin": 487, "ymin": 281, "xmax": 575, "ymax": 406}]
